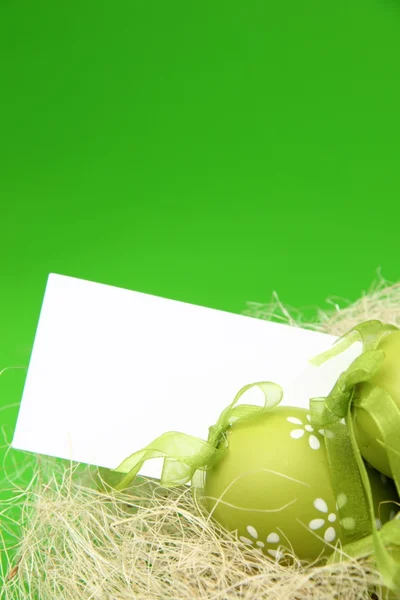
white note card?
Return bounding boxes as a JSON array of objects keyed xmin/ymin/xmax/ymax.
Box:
[{"xmin": 12, "ymin": 274, "xmax": 360, "ymax": 478}]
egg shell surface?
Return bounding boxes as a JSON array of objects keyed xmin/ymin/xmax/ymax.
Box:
[{"xmin": 205, "ymin": 407, "xmax": 398, "ymax": 561}]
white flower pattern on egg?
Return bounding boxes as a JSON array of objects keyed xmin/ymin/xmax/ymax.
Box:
[
  {"xmin": 239, "ymin": 524, "xmax": 265, "ymax": 549},
  {"xmin": 239, "ymin": 526, "xmax": 283, "ymax": 559},
  {"xmin": 287, "ymin": 414, "xmax": 325, "ymax": 450},
  {"xmin": 308, "ymin": 498, "xmax": 337, "ymax": 542},
  {"xmin": 266, "ymin": 531, "xmax": 283, "ymax": 560},
  {"xmin": 307, "ymin": 495, "xmax": 356, "ymax": 542}
]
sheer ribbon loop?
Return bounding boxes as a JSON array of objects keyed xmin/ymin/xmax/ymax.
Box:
[{"xmin": 114, "ymin": 381, "xmax": 283, "ymax": 491}]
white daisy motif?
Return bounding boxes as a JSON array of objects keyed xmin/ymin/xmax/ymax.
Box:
[
  {"xmin": 239, "ymin": 525, "xmax": 265, "ymax": 549},
  {"xmin": 286, "ymin": 414, "xmax": 328, "ymax": 450},
  {"xmin": 239, "ymin": 526, "xmax": 283, "ymax": 560},
  {"xmin": 308, "ymin": 495, "xmax": 356, "ymax": 543},
  {"xmin": 308, "ymin": 498, "xmax": 338, "ymax": 542},
  {"xmin": 266, "ymin": 531, "xmax": 283, "ymax": 560}
]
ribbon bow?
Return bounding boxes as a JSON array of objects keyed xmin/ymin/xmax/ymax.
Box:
[{"xmin": 113, "ymin": 381, "xmax": 283, "ymax": 491}]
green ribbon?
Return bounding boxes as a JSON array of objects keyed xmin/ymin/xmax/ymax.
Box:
[
  {"xmin": 111, "ymin": 319, "xmax": 400, "ymax": 592},
  {"xmin": 114, "ymin": 381, "xmax": 283, "ymax": 491},
  {"xmin": 310, "ymin": 319, "xmax": 397, "ymax": 367},
  {"xmin": 310, "ymin": 320, "xmax": 400, "ymax": 593}
]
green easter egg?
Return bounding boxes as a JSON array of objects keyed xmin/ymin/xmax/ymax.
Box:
[
  {"xmin": 353, "ymin": 330, "xmax": 400, "ymax": 477},
  {"xmin": 205, "ymin": 407, "xmax": 398, "ymax": 562}
]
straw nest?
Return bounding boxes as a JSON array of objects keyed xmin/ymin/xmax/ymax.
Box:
[{"xmin": 2, "ymin": 276, "xmax": 400, "ymax": 599}]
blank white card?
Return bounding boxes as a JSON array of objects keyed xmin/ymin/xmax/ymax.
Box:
[{"xmin": 12, "ymin": 274, "xmax": 359, "ymax": 478}]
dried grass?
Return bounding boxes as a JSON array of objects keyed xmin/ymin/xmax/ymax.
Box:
[
  {"xmin": 244, "ymin": 275, "xmax": 400, "ymax": 335},
  {"xmin": 1, "ymin": 277, "xmax": 399, "ymax": 599}
]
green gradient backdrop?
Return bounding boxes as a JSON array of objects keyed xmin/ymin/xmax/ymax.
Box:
[{"xmin": 1, "ymin": 0, "xmax": 400, "ymax": 575}]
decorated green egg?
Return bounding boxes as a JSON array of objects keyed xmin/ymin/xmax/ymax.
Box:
[
  {"xmin": 352, "ymin": 330, "xmax": 400, "ymax": 477},
  {"xmin": 204, "ymin": 406, "xmax": 398, "ymax": 561}
]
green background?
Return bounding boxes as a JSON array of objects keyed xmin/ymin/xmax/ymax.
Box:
[{"xmin": 1, "ymin": 0, "xmax": 400, "ymax": 580}]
